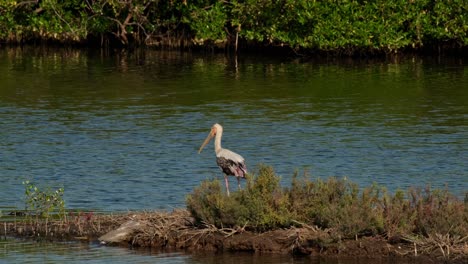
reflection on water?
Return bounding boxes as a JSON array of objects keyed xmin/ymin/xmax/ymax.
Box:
[
  {"xmin": 0, "ymin": 237, "xmax": 433, "ymax": 264},
  {"xmin": 0, "ymin": 46, "xmax": 466, "ymax": 263},
  {"xmin": 0, "ymin": 237, "xmax": 192, "ymax": 263}
]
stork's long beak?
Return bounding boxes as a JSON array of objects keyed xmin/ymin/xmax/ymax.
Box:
[{"xmin": 198, "ymin": 131, "xmax": 214, "ymax": 154}]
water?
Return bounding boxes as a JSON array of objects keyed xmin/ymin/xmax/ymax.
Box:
[
  {"xmin": 0, "ymin": 48, "xmax": 467, "ymax": 262},
  {"xmin": 1, "ymin": 238, "xmax": 185, "ymax": 264},
  {"xmin": 0, "ymin": 237, "xmax": 425, "ymax": 264}
]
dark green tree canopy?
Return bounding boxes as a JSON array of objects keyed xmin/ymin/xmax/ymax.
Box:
[{"xmin": 1, "ymin": 0, "xmax": 467, "ymax": 53}]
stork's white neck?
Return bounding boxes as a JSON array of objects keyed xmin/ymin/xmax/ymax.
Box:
[{"xmin": 214, "ymin": 127, "xmax": 223, "ymax": 154}]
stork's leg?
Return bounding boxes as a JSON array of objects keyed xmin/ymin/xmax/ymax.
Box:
[
  {"xmin": 237, "ymin": 177, "xmax": 241, "ymax": 190},
  {"xmin": 224, "ymin": 174, "xmax": 230, "ymax": 197}
]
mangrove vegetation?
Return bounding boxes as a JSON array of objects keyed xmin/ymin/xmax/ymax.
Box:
[{"xmin": 0, "ymin": 0, "xmax": 467, "ymax": 53}]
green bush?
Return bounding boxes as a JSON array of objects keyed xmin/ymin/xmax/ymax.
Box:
[
  {"xmin": 23, "ymin": 180, "xmax": 66, "ymax": 221},
  {"xmin": 187, "ymin": 165, "xmax": 292, "ymax": 231},
  {"xmin": 187, "ymin": 164, "xmax": 467, "ymax": 240},
  {"xmin": 283, "ymin": 174, "xmax": 385, "ymax": 238},
  {"xmin": 381, "ymin": 188, "xmax": 417, "ymax": 237}
]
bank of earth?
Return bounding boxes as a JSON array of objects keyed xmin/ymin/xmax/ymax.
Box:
[{"xmin": 3, "ymin": 210, "xmax": 466, "ymax": 264}]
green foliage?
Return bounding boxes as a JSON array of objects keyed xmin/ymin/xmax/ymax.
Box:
[
  {"xmin": 0, "ymin": 0, "xmax": 17, "ymax": 40},
  {"xmin": 381, "ymin": 188, "xmax": 417, "ymax": 237},
  {"xmin": 186, "ymin": 178, "xmax": 226, "ymax": 227},
  {"xmin": 289, "ymin": 176, "xmax": 384, "ymax": 237},
  {"xmin": 0, "ymin": 0, "xmax": 466, "ymax": 51},
  {"xmin": 187, "ymin": 165, "xmax": 291, "ymax": 231},
  {"xmin": 187, "ymin": 165, "xmax": 467, "ymax": 241},
  {"xmin": 278, "ymin": 172, "xmax": 385, "ymax": 237},
  {"xmin": 23, "ymin": 180, "xmax": 66, "ymax": 221},
  {"xmin": 189, "ymin": 2, "xmax": 228, "ymax": 43}
]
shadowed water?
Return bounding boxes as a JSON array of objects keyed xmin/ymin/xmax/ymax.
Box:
[
  {"xmin": 0, "ymin": 237, "xmax": 431, "ymax": 264},
  {"xmin": 0, "ymin": 47, "xmax": 467, "ymax": 262}
]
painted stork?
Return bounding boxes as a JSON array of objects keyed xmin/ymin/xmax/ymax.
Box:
[{"xmin": 198, "ymin": 123, "xmax": 247, "ymax": 196}]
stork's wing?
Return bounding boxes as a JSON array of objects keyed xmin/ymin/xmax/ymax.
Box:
[
  {"xmin": 216, "ymin": 148, "xmax": 247, "ymax": 177},
  {"xmin": 217, "ymin": 148, "xmax": 243, "ymax": 162}
]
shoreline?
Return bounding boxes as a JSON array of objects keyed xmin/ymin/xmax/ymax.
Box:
[
  {"xmin": 2, "ymin": 209, "xmax": 466, "ymax": 264},
  {"xmin": 1, "ymin": 41, "xmax": 467, "ymax": 58}
]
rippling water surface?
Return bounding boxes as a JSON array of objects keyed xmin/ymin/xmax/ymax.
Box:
[{"xmin": 0, "ymin": 48, "xmax": 467, "ymax": 262}]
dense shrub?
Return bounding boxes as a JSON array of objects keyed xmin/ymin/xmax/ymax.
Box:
[
  {"xmin": 187, "ymin": 165, "xmax": 291, "ymax": 231},
  {"xmin": 288, "ymin": 175, "xmax": 384, "ymax": 237},
  {"xmin": 187, "ymin": 164, "xmax": 467, "ymax": 241}
]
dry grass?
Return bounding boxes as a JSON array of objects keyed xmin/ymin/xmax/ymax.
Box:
[
  {"xmin": 5, "ymin": 211, "xmax": 130, "ymax": 240},
  {"xmin": 402, "ymin": 233, "xmax": 468, "ymax": 261}
]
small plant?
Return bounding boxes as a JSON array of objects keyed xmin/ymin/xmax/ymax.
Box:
[
  {"xmin": 186, "ymin": 179, "xmax": 228, "ymax": 227},
  {"xmin": 23, "ymin": 180, "xmax": 66, "ymax": 222}
]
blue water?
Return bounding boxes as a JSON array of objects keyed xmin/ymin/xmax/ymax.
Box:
[
  {"xmin": 1, "ymin": 50, "xmax": 466, "ymax": 212},
  {"xmin": 0, "ymin": 48, "xmax": 467, "ymax": 263}
]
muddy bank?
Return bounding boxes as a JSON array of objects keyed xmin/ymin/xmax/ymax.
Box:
[{"xmin": 2, "ymin": 210, "xmax": 466, "ymax": 263}]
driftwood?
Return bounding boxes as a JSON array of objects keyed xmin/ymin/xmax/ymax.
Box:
[{"xmin": 99, "ymin": 219, "xmax": 141, "ymax": 244}]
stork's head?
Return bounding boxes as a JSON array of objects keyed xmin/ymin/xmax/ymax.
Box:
[{"xmin": 198, "ymin": 123, "xmax": 223, "ymax": 153}]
